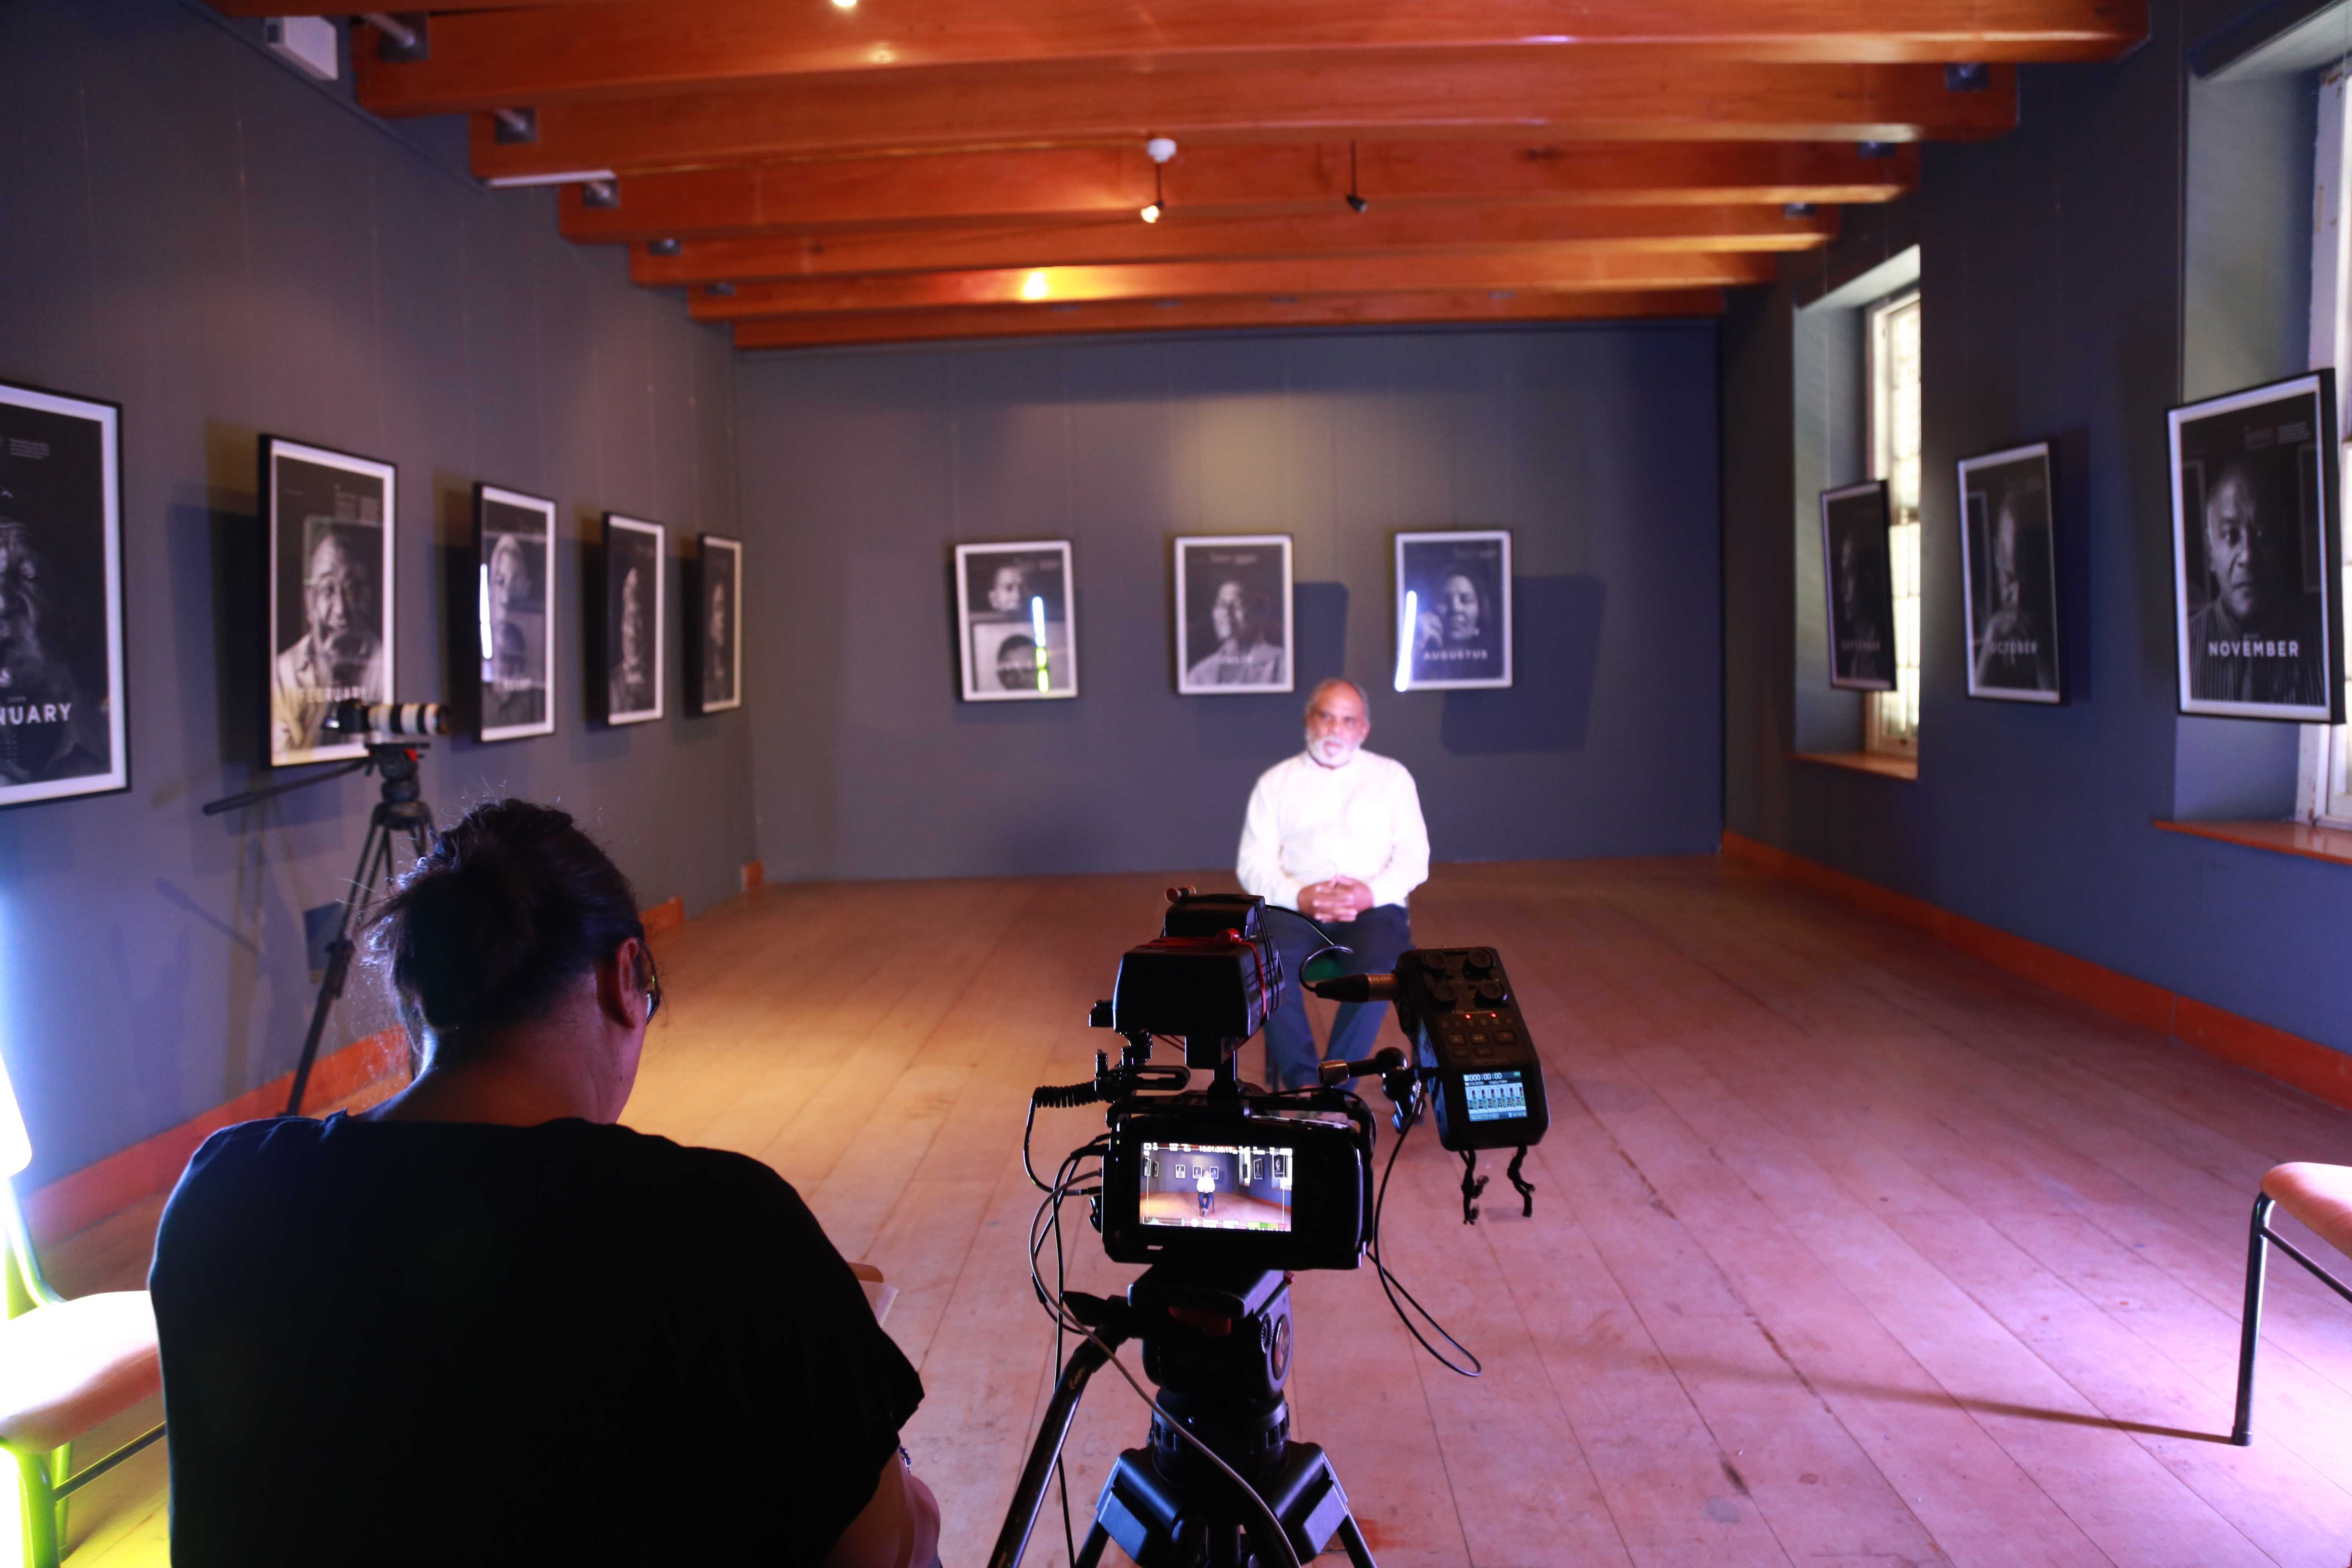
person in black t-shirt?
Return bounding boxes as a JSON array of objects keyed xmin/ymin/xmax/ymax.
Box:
[{"xmin": 151, "ymin": 799, "xmax": 939, "ymax": 1568}]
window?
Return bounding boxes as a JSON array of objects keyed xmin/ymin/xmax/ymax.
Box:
[
  {"xmin": 1866, "ymin": 288, "xmax": 1923, "ymax": 756},
  {"xmin": 2307, "ymin": 68, "xmax": 2352, "ymax": 825}
]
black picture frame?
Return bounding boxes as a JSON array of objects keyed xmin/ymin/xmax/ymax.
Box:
[
  {"xmin": 599, "ymin": 513, "xmax": 666, "ymax": 726},
  {"xmin": 263, "ymin": 434, "xmax": 396, "ymax": 766},
  {"xmin": 475, "ymin": 484, "xmax": 557, "ymax": 742},
  {"xmin": 0, "ymin": 379, "xmax": 129, "ymax": 808},
  {"xmin": 1956, "ymin": 442, "xmax": 2063, "ymax": 704},
  {"xmin": 2168, "ymin": 369, "xmax": 2345, "ymax": 723},
  {"xmin": 692, "ymin": 532, "xmax": 742, "ymax": 715},
  {"xmin": 1820, "ymin": 481, "xmax": 1898, "ymax": 692}
]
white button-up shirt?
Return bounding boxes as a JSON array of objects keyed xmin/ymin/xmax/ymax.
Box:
[{"xmin": 1235, "ymin": 748, "xmax": 1431, "ymax": 913}]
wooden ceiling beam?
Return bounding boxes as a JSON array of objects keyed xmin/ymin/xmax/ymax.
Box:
[
  {"xmin": 688, "ymin": 250, "xmax": 1776, "ymax": 319},
  {"xmin": 559, "ymin": 141, "xmax": 1915, "ymax": 244},
  {"xmin": 633, "ymin": 204, "xmax": 1835, "ymax": 286},
  {"xmin": 732, "ymin": 288, "xmax": 1730, "ymax": 351},
  {"xmin": 472, "ymin": 57, "xmax": 2014, "ymax": 180},
  {"xmin": 353, "ymin": 0, "xmax": 2140, "ymax": 118}
]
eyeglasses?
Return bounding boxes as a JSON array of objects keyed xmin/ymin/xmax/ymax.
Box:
[{"xmin": 637, "ymin": 949, "xmax": 664, "ymax": 1024}]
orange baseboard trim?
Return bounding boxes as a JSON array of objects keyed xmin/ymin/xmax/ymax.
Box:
[
  {"xmin": 1720, "ymin": 829, "xmax": 2352, "ymax": 1113},
  {"xmin": 641, "ymin": 896, "xmax": 686, "ymax": 936},
  {"xmin": 26, "ymin": 1027, "xmax": 410, "ymax": 1250},
  {"xmin": 741, "ymin": 859, "xmax": 765, "ymax": 893}
]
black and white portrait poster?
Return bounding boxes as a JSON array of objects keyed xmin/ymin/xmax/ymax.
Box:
[
  {"xmin": 265, "ymin": 436, "xmax": 394, "ymax": 766},
  {"xmin": 955, "ymin": 540, "xmax": 1076, "ymax": 701},
  {"xmin": 0, "ymin": 381, "xmax": 126, "ymax": 806},
  {"xmin": 476, "ymin": 484, "xmax": 555, "ymax": 742},
  {"xmin": 1394, "ymin": 530, "xmax": 1512, "ymax": 691},
  {"xmin": 695, "ymin": 532, "xmax": 742, "ymax": 715},
  {"xmin": 1175, "ymin": 535, "xmax": 1292, "ymax": 695},
  {"xmin": 1820, "ymin": 481, "xmax": 1898, "ymax": 692},
  {"xmin": 602, "ymin": 514, "xmax": 665, "ymax": 725},
  {"xmin": 1957, "ymin": 443, "xmax": 2062, "ymax": 704},
  {"xmin": 2169, "ymin": 371, "xmax": 2344, "ymax": 723}
]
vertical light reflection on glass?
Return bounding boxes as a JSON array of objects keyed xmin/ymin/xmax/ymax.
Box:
[
  {"xmin": 477, "ymin": 564, "xmax": 494, "ymax": 665},
  {"xmin": 1030, "ymin": 595, "xmax": 1049, "ymax": 692},
  {"xmin": 1394, "ymin": 590, "xmax": 1417, "ymax": 691}
]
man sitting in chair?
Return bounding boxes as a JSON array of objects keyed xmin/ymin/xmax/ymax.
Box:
[
  {"xmin": 150, "ymin": 801, "xmax": 940, "ymax": 1568},
  {"xmin": 1236, "ymin": 678, "xmax": 1431, "ymax": 1091}
]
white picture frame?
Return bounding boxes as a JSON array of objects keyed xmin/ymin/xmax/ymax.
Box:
[
  {"xmin": 1394, "ymin": 530, "xmax": 1512, "ymax": 691},
  {"xmin": 1174, "ymin": 534, "xmax": 1293, "ymax": 695},
  {"xmin": 602, "ymin": 512, "xmax": 666, "ymax": 725},
  {"xmin": 476, "ymin": 483, "xmax": 557, "ymax": 741},
  {"xmin": 1956, "ymin": 442, "xmax": 2062, "ymax": 704},
  {"xmin": 265, "ymin": 435, "xmax": 396, "ymax": 766},
  {"xmin": 695, "ymin": 532, "xmax": 743, "ymax": 715},
  {"xmin": 954, "ymin": 539, "xmax": 1077, "ymax": 701},
  {"xmin": 0, "ymin": 379, "xmax": 129, "ymax": 806},
  {"xmin": 2168, "ymin": 370, "xmax": 2345, "ymax": 723}
]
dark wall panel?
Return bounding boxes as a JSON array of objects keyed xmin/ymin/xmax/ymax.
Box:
[
  {"xmin": 1722, "ymin": 0, "xmax": 2352, "ymax": 1057},
  {"xmin": 737, "ymin": 326, "xmax": 1723, "ymax": 882},
  {"xmin": 0, "ymin": 0, "xmax": 753, "ymax": 1186}
]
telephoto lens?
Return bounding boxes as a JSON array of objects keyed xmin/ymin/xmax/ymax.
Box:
[{"xmin": 323, "ymin": 699, "xmax": 448, "ymax": 737}]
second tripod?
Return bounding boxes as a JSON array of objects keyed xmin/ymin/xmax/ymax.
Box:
[{"xmin": 203, "ymin": 739, "xmax": 436, "ymax": 1115}]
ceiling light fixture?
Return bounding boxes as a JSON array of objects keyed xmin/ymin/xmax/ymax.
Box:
[
  {"xmin": 1144, "ymin": 136, "xmax": 1176, "ymax": 223},
  {"xmin": 831, "ymin": 0, "xmax": 858, "ymax": 10},
  {"xmin": 1022, "ymin": 270, "xmax": 1050, "ymax": 301}
]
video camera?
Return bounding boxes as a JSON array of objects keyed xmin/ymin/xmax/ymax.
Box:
[
  {"xmin": 993, "ymin": 890, "xmax": 1555, "ymax": 1568},
  {"xmin": 1047, "ymin": 889, "xmax": 1550, "ymax": 1273}
]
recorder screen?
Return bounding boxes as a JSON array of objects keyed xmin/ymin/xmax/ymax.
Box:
[
  {"xmin": 1463, "ymin": 1069, "xmax": 1530, "ymax": 1123},
  {"xmin": 1139, "ymin": 1142, "xmax": 1293, "ymax": 1232}
]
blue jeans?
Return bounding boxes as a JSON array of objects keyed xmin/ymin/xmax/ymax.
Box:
[{"xmin": 1261, "ymin": 904, "xmax": 1412, "ymax": 1091}]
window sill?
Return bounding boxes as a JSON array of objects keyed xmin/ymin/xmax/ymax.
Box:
[
  {"xmin": 1789, "ymin": 750, "xmax": 1920, "ymax": 782},
  {"xmin": 2154, "ymin": 818, "xmax": 2352, "ymax": 869}
]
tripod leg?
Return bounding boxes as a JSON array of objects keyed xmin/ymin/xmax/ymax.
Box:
[
  {"xmin": 285, "ymin": 816, "xmax": 390, "ymax": 1116},
  {"xmin": 1072, "ymin": 1522, "xmax": 1112, "ymax": 1568},
  {"xmin": 1333, "ymin": 1514, "xmax": 1377, "ymax": 1568}
]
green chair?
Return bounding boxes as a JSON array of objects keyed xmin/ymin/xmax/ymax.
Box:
[{"xmin": 0, "ymin": 1053, "xmax": 164, "ymax": 1568}]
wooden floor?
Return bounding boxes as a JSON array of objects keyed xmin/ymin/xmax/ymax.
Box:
[{"xmin": 51, "ymin": 857, "xmax": 2352, "ymax": 1565}]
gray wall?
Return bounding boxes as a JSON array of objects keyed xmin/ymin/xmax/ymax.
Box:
[
  {"xmin": 0, "ymin": 0, "xmax": 754, "ymax": 1187},
  {"xmin": 737, "ymin": 327, "xmax": 1724, "ymax": 882},
  {"xmin": 1722, "ymin": 0, "xmax": 2352, "ymax": 1058}
]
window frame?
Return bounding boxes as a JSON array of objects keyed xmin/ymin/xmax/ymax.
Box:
[
  {"xmin": 1864, "ymin": 286, "xmax": 1924, "ymax": 759},
  {"xmin": 2307, "ymin": 67, "xmax": 2352, "ymax": 826}
]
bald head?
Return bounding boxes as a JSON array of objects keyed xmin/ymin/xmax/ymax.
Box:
[{"xmin": 1303, "ymin": 678, "xmax": 1368, "ymax": 719}]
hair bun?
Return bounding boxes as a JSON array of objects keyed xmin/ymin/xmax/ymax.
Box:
[{"xmin": 369, "ymin": 799, "xmax": 644, "ymax": 1051}]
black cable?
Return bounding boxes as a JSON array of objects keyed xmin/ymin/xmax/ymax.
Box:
[
  {"xmin": 1257, "ymin": 903, "xmax": 1353, "ymax": 975},
  {"xmin": 1367, "ymin": 1100, "xmax": 1483, "ymax": 1377}
]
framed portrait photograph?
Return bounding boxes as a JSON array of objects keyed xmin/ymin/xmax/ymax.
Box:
[
  {"xmin": 2169, "ymin": 370, "xmax": 2345, "ymax": 723},
  {"xmin": 1394, "ymin": 530, "xmax": 1512, "ymax": 691},
  {"xmin": 475, "ymin": 485, "xmax": 556, "ymax": 742},
  {"xmin": 0, "ymin": 380, "xmax": 127, "ymax": 807},
  {"xmin": 1957, "ymin": 443, "xmax": 2062, "ymax": 704},
  {"xmin": 1820, "ymin": 481, "xmax": 1898, "ymax": 692},
  {"xmin": 601, "ymin": 513, "xmax": 666, "ymax": 725},
  {"xmin": 954, "ymin": 540, "xmax": 1076, "ymax": 701},
  {"xmin": 1174, "ymin": 535, "xmax": 1292, "ymax": 695},
  {"xmin": 693, "ymin": 532, "xmax": 742, "ymax": 715},
  {"xmin": 265, "ymin": 435, "xmax": 394, "ymax": 766}
]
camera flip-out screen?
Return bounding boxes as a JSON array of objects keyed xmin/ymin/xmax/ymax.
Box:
[{"xmin": 1139, "ymin": 1141, "xmax": 1293, "ymax": 1234}]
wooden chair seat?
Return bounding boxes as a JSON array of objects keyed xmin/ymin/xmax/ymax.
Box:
[
  {"xmin": 2259, "ymin": 1163, "xmax": 2352, "ymax": 1260},
  {"xmin": 0, "ymin": 1290, "xmax": 161, "ymax": 1454}
]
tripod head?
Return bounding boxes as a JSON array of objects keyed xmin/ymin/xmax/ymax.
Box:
[{"xmin": 202, "ymin": 699, "xmax": 446, "ymax": 818}]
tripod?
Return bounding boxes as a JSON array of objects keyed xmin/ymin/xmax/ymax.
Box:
[
  {"xmin": 991, "ymin": 1264, "xmax": 1374, "ymax": 1568},
  {"xmin": 203, "ymin": 743, "xmax": 436, "ymax": 1115}
]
